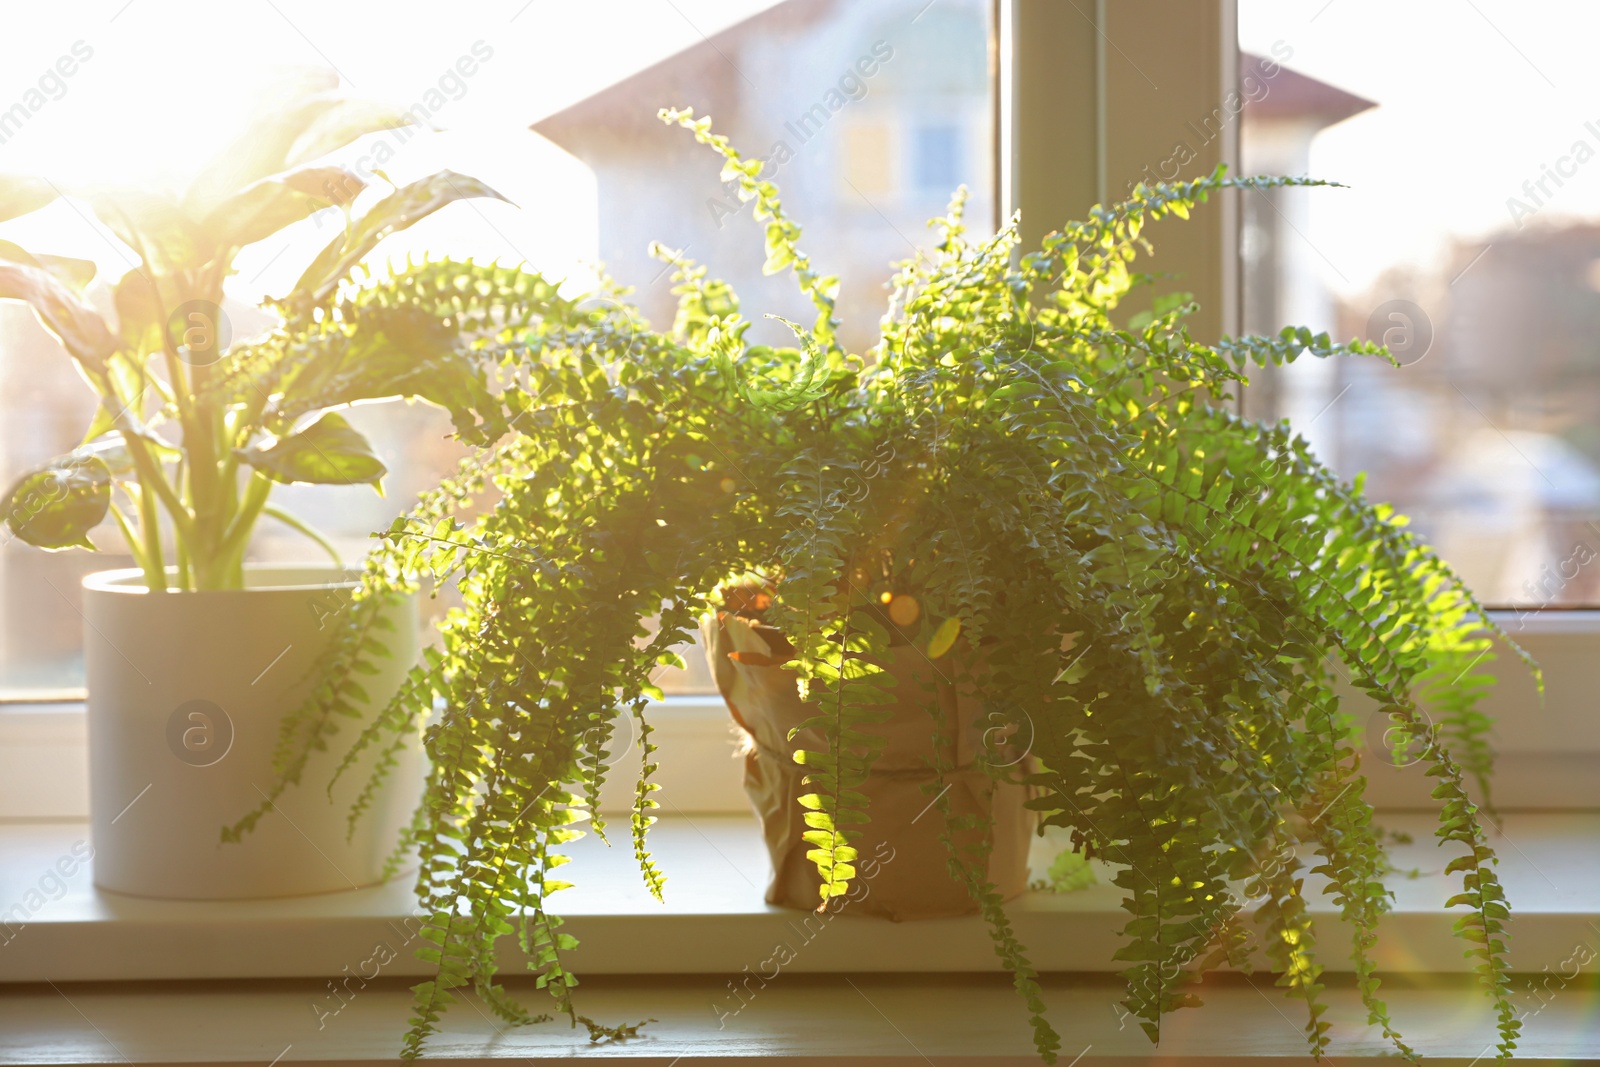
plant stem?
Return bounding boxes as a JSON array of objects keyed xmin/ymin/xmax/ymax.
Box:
[
  {"xmin": 107, "ymin": 503, "xmax": 151, "ymax": 581},
  {"xmin": 261, "ymin": 503, "xmax": 344, "ymax": 567},
  {"xmin": 172, "ymin": 454, "xmax": 191, "ymax": 589},
  {"xmin": 135, "ymin": 479, "xmax": 165, "ymax": 593},
  {"xmin": 118, "ymin": 425, "xmax": 192, "ymax": 539},
  {"xmin": 207, "ymin": 471, "xmax": 272, "ymax": 589}
]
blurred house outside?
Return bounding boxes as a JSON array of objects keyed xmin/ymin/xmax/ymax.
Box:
[
  {"xmin": 1356, "ymin": 229, "xmax": 1600, "ymax": 605},
  {"xmin": 1242, "ymin": 57, "xmax": 1600, "ymax": 606},
  {"xmin": 531, "ymin": 0, "xmax": 993, "ymax": 356}
]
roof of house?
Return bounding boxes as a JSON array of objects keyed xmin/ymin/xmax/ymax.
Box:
[
  {"xmin": 533, "ymin": 26, "xmax": 1377, "ymax": 156},
  {"xmin": 1240, "ymin": 52, "xmax": 1376, "ymax": 126},
  {"xmin": 533, "ymin": 0, "xmax": 836, "ymax": 152}
]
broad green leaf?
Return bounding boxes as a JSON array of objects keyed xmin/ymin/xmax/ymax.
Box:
[
  {"xmin": 86, "ymin": 190, "xmax": 205, "ymax": 273},
  {"xmin": 77, "ymin": 430, "xmax": 179, "ymax": 475},
  {"xmin": 284, "ymin": 98, "xmax": 423, "ymax": 169},
  {"xmin": 0, "ymin": 240, "xmax": 96, "ymax": 291},
  {"xmin": 190, "ymin": 81, "xmax": 419, "ymax": 212},
  {"xmin": 204, "ymin": 165, "xmax": 367, "ymax": 252},
  {"xmin": 292, "ymin": 171, "xmax": 511, "ymax": 305},
  {"xmin": 0, "ymin": 262, "xmax": 119, "ymax": 371},
  {"xmin": 239, "ymin": 412, "xmax": 387, "ymax": 487},
  {"xmin": 0, "ymin": 175, "xmax": 56, "ymax": 224},
  {"xmin": 927, "ymin": 616, "xmax": 961, "ymax": 659},
  {"xmin": 1, "ymin": 454, "xmax": 110, "ymax": 549},
  {"xmin": 111, "ymin": 268, "xmax": 163, "ymax": 352},
  {"xmin": 185, "ymin": 70, "xmax": 343, "ymax": 206},
  {"xmin": 273, "ymin": 302, "xmax": 503, "ymax": 444}
]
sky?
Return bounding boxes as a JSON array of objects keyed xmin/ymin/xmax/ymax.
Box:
[
  {"xmin": 1240, "ymin": 0, "xmax": 1600, "ymax": 296},
  {"xmin": 0, "ymin": 0, "xmax": 787, "ymax": 304}
]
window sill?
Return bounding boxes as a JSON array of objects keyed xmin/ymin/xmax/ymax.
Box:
[
  {"xmin": 2, "ymin": 857, "xmax": 1597, "ymax": 1065},
  {"xmin": 1, "ymin": 667, "xmax": 1596, "ymax": 1057},
  {"xmin": 1, "ymin": 812, "xmax": 1596, "ymax": 984},
  {"xmin": 1, "ymin": 797, "xmax": 1596, "ymax": 1063}
]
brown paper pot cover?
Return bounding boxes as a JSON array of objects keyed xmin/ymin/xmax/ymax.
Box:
[{"xmin": 703, "ymin": 610, "xmax": 1034, "ymax": 920}]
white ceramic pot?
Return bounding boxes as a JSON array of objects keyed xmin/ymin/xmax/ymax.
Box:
[{"xmin": 82, "ymin": 565, "xmax": 423, "ymax": 900}]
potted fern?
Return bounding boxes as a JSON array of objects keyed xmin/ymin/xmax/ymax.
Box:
[
  {"xmin": 701, "ymin": 576, "xmax": 1038, "ymax": 919},
  {"xmin": 252, "ymin": 109, "xmax": 1531, "ymax": 1062},
  {"xmin": 0, "ymin": 72, "xmax": 552, "ymax": 900}
]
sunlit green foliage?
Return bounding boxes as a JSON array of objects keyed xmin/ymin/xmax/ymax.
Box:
[
  {"xmin": 249, "ymin": 109, "xmax": 1532, "ymax": 1062},
  {"xmin": 0, "ymin": 74, "xmax": 512, "ymax": 590}
]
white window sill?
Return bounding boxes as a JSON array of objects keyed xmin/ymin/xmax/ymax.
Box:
[
  {"xmin": 0, "ymin": 811, "xmax": 1596, "ymax": 983},
  {"xmin": 0, "ymin": 815, "xmax": 1596, "ymax": 1065},
  {"xmin": 0, "ymin": 613, "xmax": 1595, "ymax": 1062},
  {"xmin": 0, "ymin": 692, "xmax": 1596, "ymax": 1063}
]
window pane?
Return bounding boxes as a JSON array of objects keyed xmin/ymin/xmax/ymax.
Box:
[
  {"xmin": 912, "ymin": 123, "xmax": 963, "ymax": 194},
  {"xmin": 0, "ymin": 1, "xmax": 994, "ymax": 699},
  {"xmin": 1240, "ymin": 0, "xmax": 1600, "ymax": 608}
]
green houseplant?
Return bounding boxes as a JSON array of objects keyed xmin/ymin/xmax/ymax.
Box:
[
  {"xmin": 0, "ymin": 72, "xmax": 513, "ymax": 584},
  {"xmin": 0, "ymin": 72, "xmax": 567, "ymax": 899},
  {"xmin": 249, "ymin": 109, "xmax": 1532, "ymax": 1061}
]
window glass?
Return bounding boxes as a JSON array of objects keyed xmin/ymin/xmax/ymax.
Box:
[
  {"xmin": 1240, "ymin": 0, "xmax": 1600, "ymax": 607},
  {"xmin": 912, "ymin": 123, "xmax": 963, "ymax": 194},
  {"xmin": 0, "ymin": 1, "xmax": 994, "ymax": 699}
]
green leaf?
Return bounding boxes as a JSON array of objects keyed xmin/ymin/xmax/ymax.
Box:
[
  {"xmin": 284, "ymin": 97, "xmax": 424, "ymax": 169},
  {"xmin": 85, "ymin": 190, "xmax": 206, "ymax": 273},
  {"xmin": 273, "ymin": 300, "xmax": 503, "ymax": 444},
  {"xmin": 293, "ymin": 171, "xmax": 511, "ymax": 305},
  {"xmin": 111, "ymin": 268, "xmax": 164, "ymax": 352},
  {"xmin": 1, "ymin": 454, "xmax": 111, "ymax": 549},
  {"xmin": 77, "ymin": 429, "xmax": 178, "ymax": 475},
  {"xmin": 185, "ymin": 72, "xmax": 412, "ymax": 208},
  {"xmin": 1037, "ymin": 848, "xmax": 1097, "ymax": 893},
  {"xmin": 0, "ymin": 174, "xmax": 56, "ymax": 224},
  {"xmin": 0, "ymin": 240, "xmax": 96, "ymax": 291},
  {"xmin": 238, "ymin": 412, "xmax": 387, "ymax": 487},
  {"xmin": 205, "ymin": 165, "xmax": 367, "ymax": 251},
  {"xmin": 0, "ymin": 262, "xmax": 119, "ymax": 371}
]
